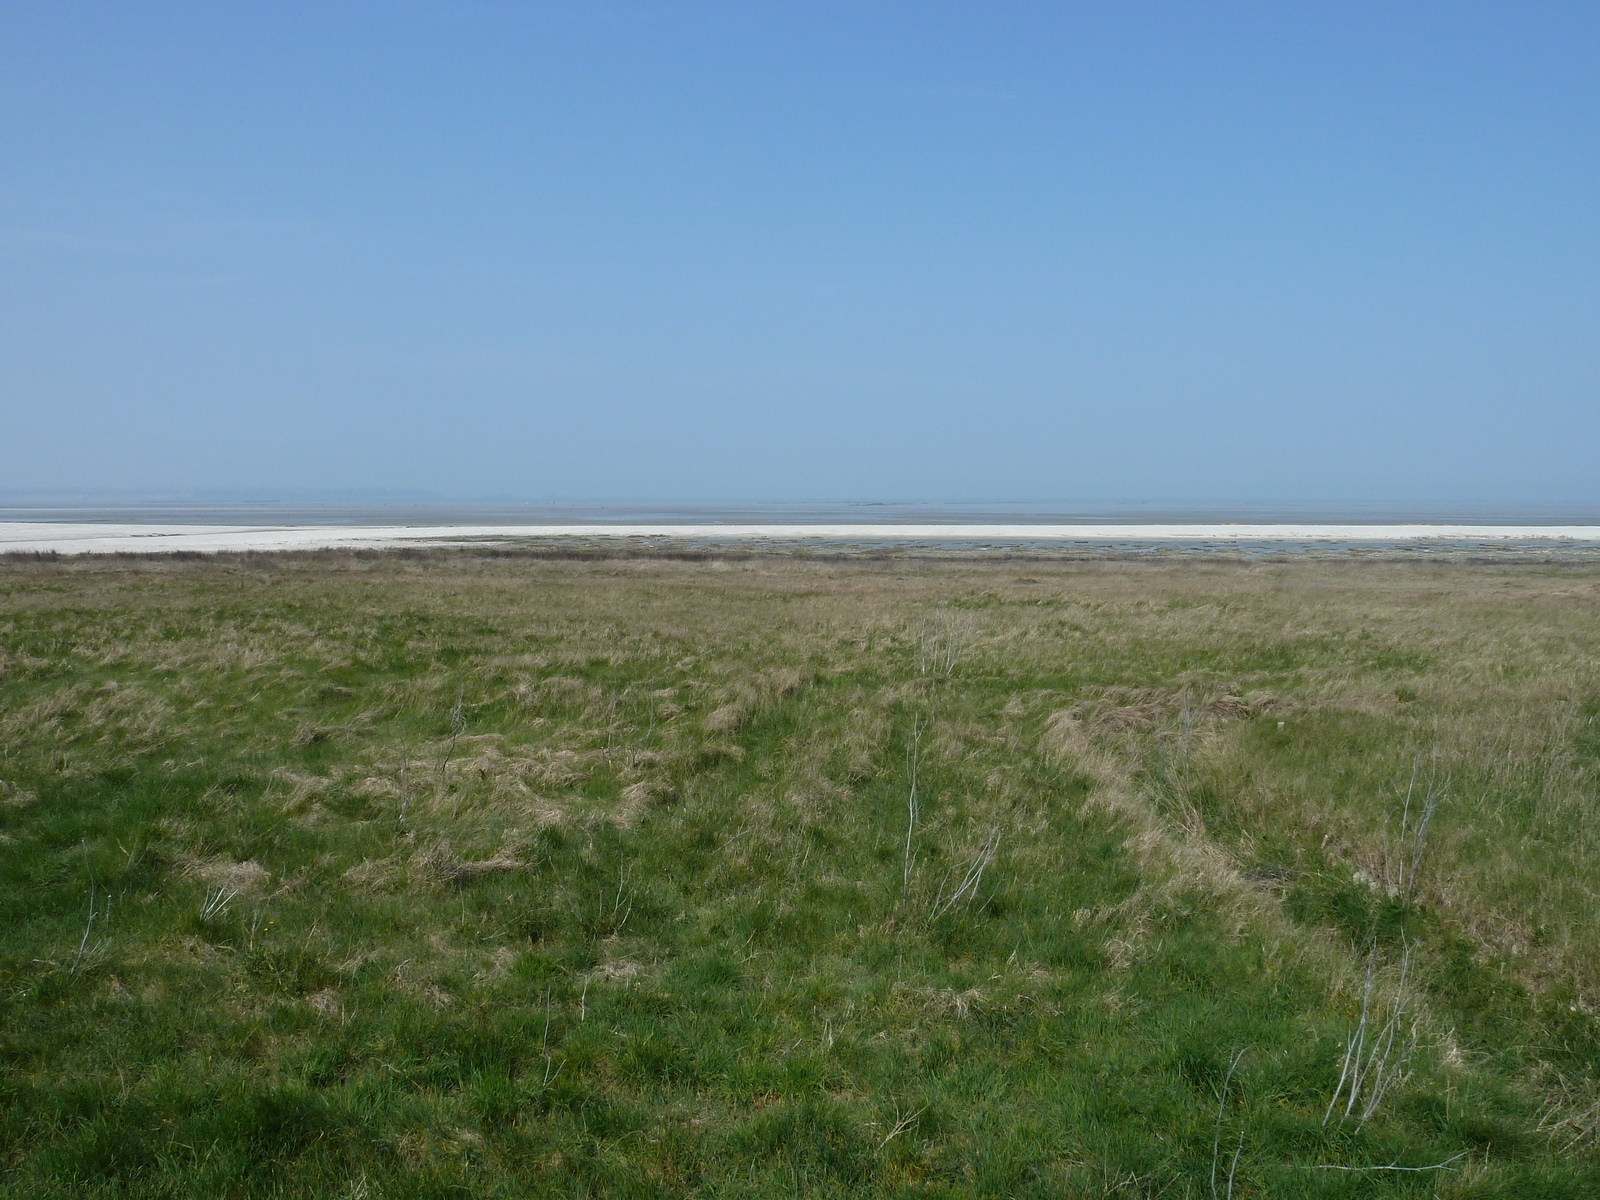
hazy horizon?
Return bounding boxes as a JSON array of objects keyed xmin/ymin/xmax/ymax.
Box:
[{"xmin": 6, "ymin": 491, "xmax": 1600, "ymax": 530}]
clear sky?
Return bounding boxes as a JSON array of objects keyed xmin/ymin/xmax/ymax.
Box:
[{"xmin": 4, "ymin": 3, "xmax": 1597, "ymax": 504}]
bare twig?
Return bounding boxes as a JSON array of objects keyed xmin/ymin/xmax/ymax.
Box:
[
  {"xmin": 68, "ymin": 843, "xmax": 104, "ymax": 979},
  {"xmin": 1537, "ymin": 1076, "xmax": 1600, "ymax": 1150},
  {"xmin": 1404, "ymin": 766, "xmax": 1445, "ymax": 907},
  {"xmin": 1212, "ymin": 1047, "xmax": 1248, "ymax": 1200},
  {"xmin": 438, "ymin": 689, "xmax": 465, "ymax": 786},
  {"xmin": 915, "ymin": 618, "xmax": 967, "ymax": 680},
  {"xmin": 200, "ymin": 886, "xmax": 238, "ymax": 921},
  {"xmin": 397, "ymin": 742, "xmax": 411, "ymax": 827},
  {"xmin": 1326, "ymin": 946, "xmax": 1376, "ymax": 1125},
  {"xmin": 1325, "ymin": 940, "xmax": 1415, "ymax": 1129},
  {"xmin": 1310, "ymin": 1151, "xmax": 1468, "ymax": 1172},
  {"xmin": 539, "ymin": 988, "xmax": 563, "ymax": 1087},
  {"xmin": 601, "ymin": 859, "xmax": 633, "ymax": 932},
  {"xmin": 878, "ymin": 1103, "xmax": 927, "ymax": 1150},
  {"xmin": 930, "ymin": 827, "xmax": 1000, "ymax": 920},
  {"xmin": 1356, "ymin": 941, "xmax": 1414, "ymax": 1130},
  {"xmin": 903, "ymin": 714, "xmax": 928, "ymax": 889},
  {"xmin": 1385, "ymin": 755, "xmax": 1446, "ymax": 903}
]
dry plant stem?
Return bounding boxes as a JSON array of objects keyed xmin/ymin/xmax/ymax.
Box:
[
  {"xmin": 1356, "ymin": 942, "xmax": 1414, "ymax": 1130},
  {"xmin": 538, "ymin": 988, "xmax": 563, "ymax": 1088},
  {"xmin": 397, "ymin": 744, "xmax": 410, "ymax": 828},
  {"xmin": 878, "ymin": 1103, "xmax": 927, "ymax": 1151},
  {"xmin": 903, "ymin": 714, "xmax": 927, "ymax": 889},
  {"xmin": 1211, "ymin": 1047, "xmax": 1248, "ymax": 1200},
  {"xmin": 1326, "ymin": 946, "xmax": 1376, "ymax": 1126},
  {"xmin": 199, "ymin": 886, "xmax": 238, "ymax": 921},
  {"xmin": 930, "ymin": 827, "xmax": 1000, "ymax": 920},
  {"xmin": 1310, "ymin": 1151, "xmax": 1469, "ymax": 1172},
  {"xmin": 1383, "ymin": 757, "xmax": 1419, "ymax": 896},
  {"xmin": 604, "ymin": 686, "xmax": 629, "ymax": 757},
  {"xmin": 601, "ymin": 860, "xmax": 633, "ymax": 931},
  {"xmin": 67, "ymin": 843, "xmax": 100, "ymax": 979},
  {"xmin": 1385, "ymin": 756, "xmax": 1446, "ymax": 903},
  {"xmin": 1395, "ymin": 756, "xmax": 1418, "ymax": 896},
  {"xmin": 1325, "ymin": 940, "xmax": 1415, "ymax": 1129},
  {"xmin": 1404, "ymin": 768, "xmax": 1444, "ymax": 908},
  {"xmin": 1537, "ymin": 1079, "xmax": 1600, "ymax": 1151},
  {"xmin": 438, "ymin": 690, "xmax": 465, "ymax": 787},
  {"xmin": 914, "ymin": 618, "xmax": 966, "ymax": 679}
]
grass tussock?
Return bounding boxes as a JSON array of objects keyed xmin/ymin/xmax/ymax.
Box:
[{"xmin": 3, "ymin": 552, "xmax": 1600, "ymax": 1195}]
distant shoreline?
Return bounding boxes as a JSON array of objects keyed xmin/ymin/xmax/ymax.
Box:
[
  {"xmin": 7, "ymin": 522, "xmax": 1600, "ymax": 557},
  {"xmin": 6, "ymin": 501, "xmax": 1600, "ymax": 527}
]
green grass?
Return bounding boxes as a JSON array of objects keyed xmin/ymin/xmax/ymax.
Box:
[{"xmin": 3, "ymin": 552, "xmax": 1600, "ymax": 1196}]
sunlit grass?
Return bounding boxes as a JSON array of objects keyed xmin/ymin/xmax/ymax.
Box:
[{"xmin": 2, "ymin": 551, "xmax": 1599, "ymax": 1195}]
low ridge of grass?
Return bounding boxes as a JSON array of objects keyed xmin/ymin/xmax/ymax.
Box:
[{"xmin": 3, "ymin": 552, "xmax": 1600, "ymax": 1196}]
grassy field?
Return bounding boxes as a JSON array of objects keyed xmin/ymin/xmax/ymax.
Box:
[{"xmin": 4, "ymin": 551, "xmax": 1600, "ymax": 1197}]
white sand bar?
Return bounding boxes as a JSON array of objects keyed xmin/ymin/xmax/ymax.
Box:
[{"xmin": 4, "ymin": 523, "xmax": 1600, "ymax": 555}]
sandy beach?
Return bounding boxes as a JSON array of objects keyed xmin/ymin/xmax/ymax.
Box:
[{"xmin": 4, "ymin": 522, "xmax": 1600, "ymax": 555}]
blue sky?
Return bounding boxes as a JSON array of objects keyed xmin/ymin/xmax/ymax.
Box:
[{"xmin": 4, "ymin": 3, "xmax": 1597, "ymax": 503}]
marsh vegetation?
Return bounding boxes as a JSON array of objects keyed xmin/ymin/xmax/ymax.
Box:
[{"xmin": 3, "ymin": 551, "xmax": 1600, "ymax": 1196}]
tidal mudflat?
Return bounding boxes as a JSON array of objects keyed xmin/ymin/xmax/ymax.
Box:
[{"xmin": 5, "ymin": 520, "xmax": 1600, "ymax": 557}]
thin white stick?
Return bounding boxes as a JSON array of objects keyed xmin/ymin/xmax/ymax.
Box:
[
  {"xmin": 1211, "ymin": 1047, "xmax": 1248, "ymax": 1199},
  {"xmin": 1310, "ymin": 1151, "xmax": 1468, "ymax": 1172},
  {"xmin": 931, "ymin": 827, "xmax": 1000, "ymax": 919},
  {"xmin": 68, "ymin": 845, "xmax": 99, "ymax": 979},
  {"xmin": 903, "ymin": 715, "xmax": 926, "ymax": 888}
]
